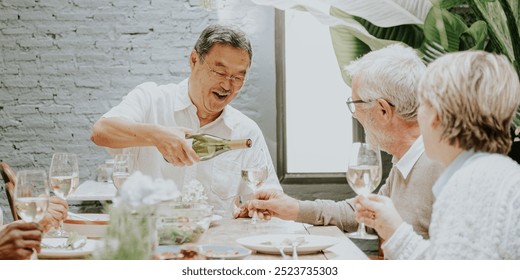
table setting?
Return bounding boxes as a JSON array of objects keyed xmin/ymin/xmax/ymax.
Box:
[{"xmin": 29, "ymin": 157, "xmax": 368, "ymax": 260}]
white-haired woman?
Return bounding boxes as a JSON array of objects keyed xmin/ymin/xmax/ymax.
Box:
[{"xmin": 355, "ymin": 51, "xmax": 520, "ymax": 259}]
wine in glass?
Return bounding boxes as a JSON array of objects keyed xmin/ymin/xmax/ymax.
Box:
[
  {"xmin": 112, "ymin": 153, "xmax": 135, "ymax": 191},
  {"xmin": 49, "ymin": 152, "xmax": 79, "ymax": 237},
  {"xmin": 241, "ymin": 147, "xmax": 268, "ymax": 224},
  {"xmin": 346, "ymin": 142, "xmax": 382, "ymax": 240},
  {"xmin": 14, "ymin": 169, "xmax": 50, "ymax": 259}
]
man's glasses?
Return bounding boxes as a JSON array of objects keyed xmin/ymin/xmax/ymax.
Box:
[
  {"xmin": 346, "ymin": 97, "xmax": 395, "ymax": 114},
  {"xmin": 200, "ymin": 55, "xmax": 247, "ymax": 88}
]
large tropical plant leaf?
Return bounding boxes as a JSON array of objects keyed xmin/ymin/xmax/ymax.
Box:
[
  {"xmin": 465, "ymin": 0, "xmax": 520, "ymax": 133},
  {"xmin": 324, "ymin": 0, "xmax": 432, "ymax": 27},
  {"xmin": 420, "ymin": 6, "xmax": 487, "ymax": 63},
  {"xmin": 329, "ymin": 6, "xmax": 425, "ymax": 85},
  {"xmin": 469, "ymin": 0, "xmax": 520, "ymax": 71}
]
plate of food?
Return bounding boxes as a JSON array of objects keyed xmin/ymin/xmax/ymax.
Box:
[
  {"xmin": 236, "ymin": 234, "xmax": 340, "ymax": 255},
  {"xmin": 39, "ymin": 237, "xmax": 100, "ymax": 259},
  {"xmin": 200, "ymin": 245, "xmax": 251, "ymax": 260}
]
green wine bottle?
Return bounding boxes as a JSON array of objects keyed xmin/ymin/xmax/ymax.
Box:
[{"xmin": 187, "ymin": 134, "xmax": 253, "ymax": 161}]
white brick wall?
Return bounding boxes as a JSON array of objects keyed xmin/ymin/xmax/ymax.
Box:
[{"xmin": 0, "ymin": 0, "xmax": 276, "ymax": 222}]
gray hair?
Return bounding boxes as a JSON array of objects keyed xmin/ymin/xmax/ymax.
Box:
[
  {"xmin": 344, "ymin": 44, "xmax": 426, "ymax": 121},
  {"xmin": 418, "ymin": 51, "xmax": 520, "ymax": 154},
  {"xmin": 194, "ymin": 24, "xmax": 252, "ymax": 63}
]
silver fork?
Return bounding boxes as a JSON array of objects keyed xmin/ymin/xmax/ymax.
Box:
[
  {"xmin": 275, "ymin": 245, "xmax": 289, "ymax": 259},
  {"xmin": 290, "ymin": 237, "xmax": 305, "ymax": 260}
]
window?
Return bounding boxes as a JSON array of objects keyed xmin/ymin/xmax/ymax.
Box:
[{"xmin": 276, "ymin": 8, "xmax": 356, "ymax": 184}]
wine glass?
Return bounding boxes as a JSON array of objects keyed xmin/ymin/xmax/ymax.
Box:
[
  {"xmin": 14, "ymin": 169, "xmax": 50, "ymax": 259},
  {"xmin": 346, "ymin": 142, "xmax": 382, "ymax": 240},
  {"xmin": 49, "ymin": 152, "xmax": 79, "ymax": 237},
  {"xmin": 241, "ymin": 147, "xmax": 268, "ymax": 224},
  {"xmin": 112, "ymin": 154, "xmax": 135, "ymax": 192}
]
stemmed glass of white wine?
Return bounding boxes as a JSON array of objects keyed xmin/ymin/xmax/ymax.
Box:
[
  {"xmin": 14, "ymin": 169, "xmax": 50, "ymax": 259},
  {"xmin": 112, "ymin": 153, "xmax": 135, "ymax": 192},
  {"xmin": 241, "ymin": 147, "xmax": 268, "ymax": 224},
  {"xmin": 49, "ymin": 152, "xmax": 79, "ymax": 237},
  {"xmin": 346, "ymin": 142, "xmax": 382, "ymax": 240}
]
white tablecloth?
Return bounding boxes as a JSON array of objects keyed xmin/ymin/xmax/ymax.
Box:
[{"xmin": 67, "ymin": 180, "xmax": 116, "ymax": 201}]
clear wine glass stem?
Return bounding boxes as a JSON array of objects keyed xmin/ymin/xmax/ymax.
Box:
[
  {"xmin": 57, "ymin": 220, "xmax": 65, "ymax": 236},
  {"xmin": 30, "ymin": 248, "xmax": 38, "ymax": 260},
  {"xmin": 347, "ymin": 195, "xmax": 379, "ymax": 240},
  {"xmin": 250, "ymin": 184, "xmax": 259, "ymax": 224},
  {"xmin": 356, "ymin": 222, "xmax": 368, "ymax": 236}
]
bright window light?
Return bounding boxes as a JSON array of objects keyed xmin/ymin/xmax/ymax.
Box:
[{"xmin": 285, "ymin": 9, "xmax": 353, "ymax": 173}]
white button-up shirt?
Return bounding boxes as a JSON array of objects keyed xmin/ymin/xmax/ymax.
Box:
[{"xmin": 103, "ymin": 78, "xmax": 282, "ymax": 212}]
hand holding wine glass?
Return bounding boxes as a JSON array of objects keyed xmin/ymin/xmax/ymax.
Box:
[
  {"xmin": 49, "ymin": 152, "xmax": 79, "ymax": 237},
  {"xmin": 241, "ymin": 147, "xmax": 268, "ymax": 224},
  {"xmin": 346, "ymin": 142, "xmax": 382, "ymax": 240},
  {"xmin": 14, "ymin": 169, "xmax": 50, "ymax": 259}
]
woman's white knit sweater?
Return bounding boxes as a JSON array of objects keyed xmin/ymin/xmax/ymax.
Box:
[{"xmin": 383, "ymin": 153, "xmax": 520, "ymax": 259}]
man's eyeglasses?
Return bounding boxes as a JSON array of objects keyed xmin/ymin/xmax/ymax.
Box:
[
  {"xmin": 346, "ymin": 97, "xmax": 395, "ymax": 114},
  {"xmin": 200, "ymin": 55, "xmax": 247, "ymax": 88}
]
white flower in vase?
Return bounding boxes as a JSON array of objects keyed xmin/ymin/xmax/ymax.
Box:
[{"xmin": 96, "ymin": 172, "xmax": 180, "ymax": 259}]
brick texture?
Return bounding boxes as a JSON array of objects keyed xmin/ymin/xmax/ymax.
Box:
[{"xmin": 0, "ymin": 0, "xmax": 277, "ymax": 222}]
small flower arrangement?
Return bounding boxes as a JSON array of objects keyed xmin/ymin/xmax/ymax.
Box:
[
  {"xmin": 181, "ymin": 179, "xmax": 208, "ymax": 205},
  {"xmin": 156, "ymin": 179, "xmax": 212, "ymax": 245},
  {"xmin": 94, "ymin": 172, "xmax": 180, "ymax": 260}
]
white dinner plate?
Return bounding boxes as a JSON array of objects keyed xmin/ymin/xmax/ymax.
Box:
[
  {"xmin": 200, "ymin": 245, "xmax": 251, "ymax": 260},
  {"xmin": 39, "ymin": 238, "xmax": 100, "ymax": 259},
  {"xmin": 236, "ymin": 234, "xmax": 341, "ymax": 255}
]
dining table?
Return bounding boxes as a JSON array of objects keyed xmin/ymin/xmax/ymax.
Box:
[
  {"xmin": 187, "ymin": 217, "xmax": 368, "ymax": 260},
  {"xmin": 65, "ymin": 180, "xmax": 368, "ymax": 260}
]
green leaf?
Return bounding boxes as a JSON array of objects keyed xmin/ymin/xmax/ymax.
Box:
[
  {"xmin": 328, "ymin": 6, "xmax": 424, "ymax": 85},
  {"xmin": 329, "ymin": 22, "xmax": 370, "ymax": 85},
  {"xmin": 467, "ymin": 0, "xmax": 517, "ymax": 62},
  {"xmin": 461, "ymin": 20, "xmax": 489, "ymax": 50},
  {"xmin": 419, "ymin": 6, "xmax": 469, "ymax": 63},
  {"xmin": 424, "ymin": 7, "xmax": 468, "ymax": 50},
  {"xmin": 435, "ymin": 0, "xmax": 466, "ymax": 9},
  {"xmin": 466, "ymin": 0, "xmax": 520, "ymax": 131},
  {"xmin": 324, "ymin": 0, "xmax": 432, "ymax": 27},
  {"xmin": 328, "ymin": 5, "xmax": 428, "ymax": 85}
]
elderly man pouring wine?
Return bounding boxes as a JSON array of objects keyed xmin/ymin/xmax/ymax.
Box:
[{"xmin": 91, "ymin": 24, "xmax": 282, "ymax": 214}]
